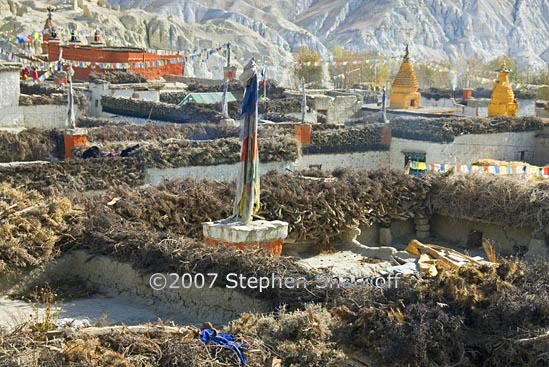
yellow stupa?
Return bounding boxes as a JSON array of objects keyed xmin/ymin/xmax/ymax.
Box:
[
  {"xmin": 390, "ymin": 45, "xmax": 421, "ymax": 109},
  {"xmin": 487, "ymin": 63, "xmax": 519, "ymax": 116}
]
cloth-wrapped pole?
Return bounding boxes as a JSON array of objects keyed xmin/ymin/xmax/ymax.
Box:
[
  {"xmin": 67, "ymin": 64, "xmax": 76, "ymax": 129},
  {"xmin": 232, "ymin": 59, "xmax": 260, "ymax": 224}
]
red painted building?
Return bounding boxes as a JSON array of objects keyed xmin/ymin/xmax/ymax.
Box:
[{"xmin": 43, "ymin": 10, "xmax": 183, "ymax": 81}]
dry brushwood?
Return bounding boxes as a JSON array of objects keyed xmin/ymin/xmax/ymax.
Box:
[
  {"xmin": 0, "ymin": 322, "xmax": 269, "ymax": 367},
  {"xmin": 0, "ymin": 158, "xmax": 145, "ymax": 192},
  {"xmin": 90, "ymin": 136, "xmax": 298, "ymax": 169},
  {"xmin": 89, "ymin": 71, "xmax": 147, "ymax": 84},
  {"xmin": 87, "ymin": 123, "xmax": 239, "ymax": 143},
  {"xmin": 331, "ymin": 259, "xmax": 549, "ymax": 367},
  {"xmin": 0, "ymin": 184, "xmax": 82, "ymax": 274},
  {"xmin": 425, "ymin": 172, "xmax": 549, "ymax": 230},
  {"xmin": 304, "ymin": 124, "xmax": 388, "ymax": 154},
  {"xmin": 390, "ymin": 116, "xmax": 544, "ymax": 142},
  {"xmin": 73, "ymin": 169, "xmax": 429, "ymax": 248},
  {"xmin": 0, "ymin": 129, "xmax": 64, "ymax": 162}
]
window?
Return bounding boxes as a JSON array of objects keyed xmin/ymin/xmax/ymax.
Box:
[{"xmin": 404, "ymin": 152, "xmax": 426, "ymax": 176}]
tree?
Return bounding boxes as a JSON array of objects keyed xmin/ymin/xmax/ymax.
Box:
[
  {"xmin": 329, "ymin": 46, "xmax": 390, "ymax": 90},
  {"xmin": 483, "ymin": 56, "xmax": 519, "ymax": 82},
  {"xmin": 293, "ymin": 47, "xmax": 323, "ymax": 86}
]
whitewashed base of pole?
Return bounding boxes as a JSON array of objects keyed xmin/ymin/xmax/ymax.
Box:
[
  {"xmin": 203, "ymin": 220, "xmax": 289, "ymax": 257},
  {"xmin": 220, "ymin": 118, "xmax": 237, "ymax": 126}
]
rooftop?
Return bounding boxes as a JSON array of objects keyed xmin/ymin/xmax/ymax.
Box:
[
  {"xmin": 0, "ymin": 63, "xmax": 22, "ymax": 73},
  {"xmin": 179, "ymin": 92, "xmax": 236, "ymax": 105}
]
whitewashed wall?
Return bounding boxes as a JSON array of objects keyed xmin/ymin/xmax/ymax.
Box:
[
  {"xmin": 0, "ymin": 70, "xmax": 20, "ymax": 108},
  {"xmin": 389, "ymin": 131, "xmax": 540, "ymax": 168},
  {"xmin": 88, "ymin": 83, "xmax": 160, "ymax": 116},
  {"xmin": 297, "ymin": 151, "xmax": 390, "ymax": 171},
  {"xmin": 0, "ymin": 105, "xmax": 80, "ymax": 129}
]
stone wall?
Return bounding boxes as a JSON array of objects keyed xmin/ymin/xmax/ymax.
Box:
[
  {"xmin": 310, "ymin": 94, "xmax": 361, "ymax": 124},
  {"xmin": 101, "ymin": 96, "xmax": 220, "ymax": 123},
  {"xmin": 145, "ymin": 160, "xmax": 295, "ymax": 185},
  {"xmin": 0, "ymin": 105, "xmax": 80, "ymax": 129},
  {"xmin": 0, "ymin": 67, "xmax": 20, "ymax": 108},
  {"xmin": 389, "ymin": 131, "xmax": 540, "ymax": 168},
  {"xmin": 354, "ymin": 215, "xmax": 538, "ymax": 256},
  {"xmin": 89, "ymin": 83, "xmax": 160, "ymax": 116},
  {"xmin": 533, "ymin": 126, "xmax": 549, "ymax": 166},
  {"xmin": 44, "ymin": 251, "xmax": 270, "ymax": 325},
  {"xmin": 430, "ymin": 215, "xmax": 534, "ymax": 255},
  {"xmin": 296, "ymin": 151, "xmax": 390, "ymax": 171}
]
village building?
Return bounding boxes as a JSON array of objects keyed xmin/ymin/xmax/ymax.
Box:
[
  {"xmin": 487, "ymin": 63, "xmax": 519, "ymax": 117},
  {"xmin": 42, "ymin": 10, "xmax": 183, "ymax": 81},
  {"xmin": 88, "ymin": 81, "xmax": 164, "ymax": 116},
  {"xmin": 389, "ymin": 45, "xmax": 421, "ymax": 109},
  {"xmin": 0, "ymin": 63, "xmax": 21, "ymax": 108}
]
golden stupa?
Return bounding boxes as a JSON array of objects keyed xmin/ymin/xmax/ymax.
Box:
[
  {"xmin": 389, "ymin": 45, "xmax": 421, "ymax": 109},
  {"xmin": 487, "ymin": 63, "xmax": 519, "ymax": 117}
]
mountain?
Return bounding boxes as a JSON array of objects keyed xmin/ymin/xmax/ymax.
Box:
[
  {"xmin": 1, "ymin": 0, "xmax": 547, "ymax": 87},
  {"xmin": 110, "ymin": 0, "xmax": 549, "ymax": 69},
  {"xmin": 0, "ymin": 0, "xmax": 296, "ymax": 85}
]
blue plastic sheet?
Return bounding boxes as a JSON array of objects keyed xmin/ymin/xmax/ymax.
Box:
[{"xmin": 200, "ymin": 328, "xmax": 248, "ymax": 365}]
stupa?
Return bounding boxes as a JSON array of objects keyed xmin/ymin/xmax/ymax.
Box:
[
  {"xmin": 487, "ymin": 63, "xmax": 519, "ymax": 117},
  {"xmin": 389, "ymin": 44, "xmax": 421, "ymax": 109}
]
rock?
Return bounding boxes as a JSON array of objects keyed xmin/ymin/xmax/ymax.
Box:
[
  {"xmin": 82, "ymin": 5, "xmax": 91, "ymax": 18},
  {"xmin": 525, "ymin": 239, "xmax": 547, "ymax": 259},
  {"xmin": 415, "ymin": 224, "xmax": 430, "ymax": 232},
  {"xmin": 414, "ymin": 217, "xmax": 429, "ymax": 225},
  {"xmin": 379, "ymin": 227, "xmax": 392, "ymax": 247},
  {"xmin": 416, "ymin": 231, "xmax": 430, "ymax": 240}
]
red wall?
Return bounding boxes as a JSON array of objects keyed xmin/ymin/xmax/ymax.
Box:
[{"xmin": 48, "ymin": 43, "xmax": 184, "ymax": 81}]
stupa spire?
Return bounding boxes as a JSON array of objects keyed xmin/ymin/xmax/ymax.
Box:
[{"xmin": 389, "ymin": 44, "xmax": 421, "ymax": 109}]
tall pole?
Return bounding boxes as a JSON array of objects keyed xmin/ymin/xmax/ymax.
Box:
[
  {"xmin": 233, "ymin": 59, "xmax": 259, "ymax": 224},
  {"xmin": 221, "ymin": 42, "xmax": 230, "ymax": 118},
  {"xmin": 263, "ymin": 66, "xmax": 267, "ymax": 100},
  {"xmin": 67, "ymin": 63, "xmax": 76, "ymax": 129},
  {"xmin": 380, "ymin": 85, "xmax": 387, "ymax": 123},
  {"xmin": 227, "ymin": 42, "xmax": 231, "ymax": 68},
  {"xmin": 301, "ymin": 77, "xmax": 306, "ymax": 124}
]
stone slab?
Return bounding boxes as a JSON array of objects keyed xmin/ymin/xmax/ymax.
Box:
[{"xmin": 203, "ymin": 219, "xmax": 289, "ymax": 243}]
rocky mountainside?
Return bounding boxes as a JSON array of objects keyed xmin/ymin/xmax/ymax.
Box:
[
  {"xmin": 111, "ymin": 0, "xmax": 548, "ymax": 68},
  {"xmin": 0, "ymin": 0, "xmax": 296, "ymax": 84},
  {"xmin": 1, "ymin": 0, "xmax": 546, "ymax": 86}
]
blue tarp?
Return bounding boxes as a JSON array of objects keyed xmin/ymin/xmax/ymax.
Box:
[{"xmin": 200, "ymin": 328, "xmax": 248, "ymax": 365}]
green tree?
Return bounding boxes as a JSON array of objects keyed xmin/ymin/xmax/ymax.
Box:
[
  {"xmin": 329, "ymin": 46, "xmax": 390, "ymax": 90},
  {"xmin": 293, "ymin": 47, "xmax": 323, "ymax": 86},
  {"xmin": 483, "ymin": 56, "xmax": 520, "ymax": 82}
]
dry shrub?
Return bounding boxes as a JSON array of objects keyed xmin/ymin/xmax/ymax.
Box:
[
  {"xmin": 304, "ymin": 124, "xmax": 388, "ymax": 154},
  {"xmin": 89, "ymin": 71, "xmax": 147, "ymax": 84},
  {"xmin": 0, "ymin": 184, "xmax": 82, "ymax": 274},
  {"xmin": 426, "ymin": 172, "xmax": 549, "ymax": 230},
  {"xmin": 332, "ymin": 259, "xmax": 549, "ymax": 367},
  {"xmin": 19, "ymin": 83, "xmax": 88, "ymax": 109},
  {"xmin": 0, "ymin": 324, "xmax": 269, "ymax": 367},
  {"xmin": 77, "ymin": 169, "xmax": 429, "ymax": 247},
  {"xmin": 87, "ymin": 123, "xmax": 239, "ymax": 143},
  {"xmin": 391, "ymin": 116, "xmax": 544, "ymax": 142},
  {"xmin": 0, "ymin": 158, "xmax": 145, "ymax": 192},
  {"xmin": 0, "ymin": 129, "xmax": 64, "ymax": 162},
  {"xmin": 230, "ymin": 305, "xmax": 343, "ymax": 366},
  {"xmin": 109, "ymin": 136, "xmax": 297, "ymax": 168}
]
